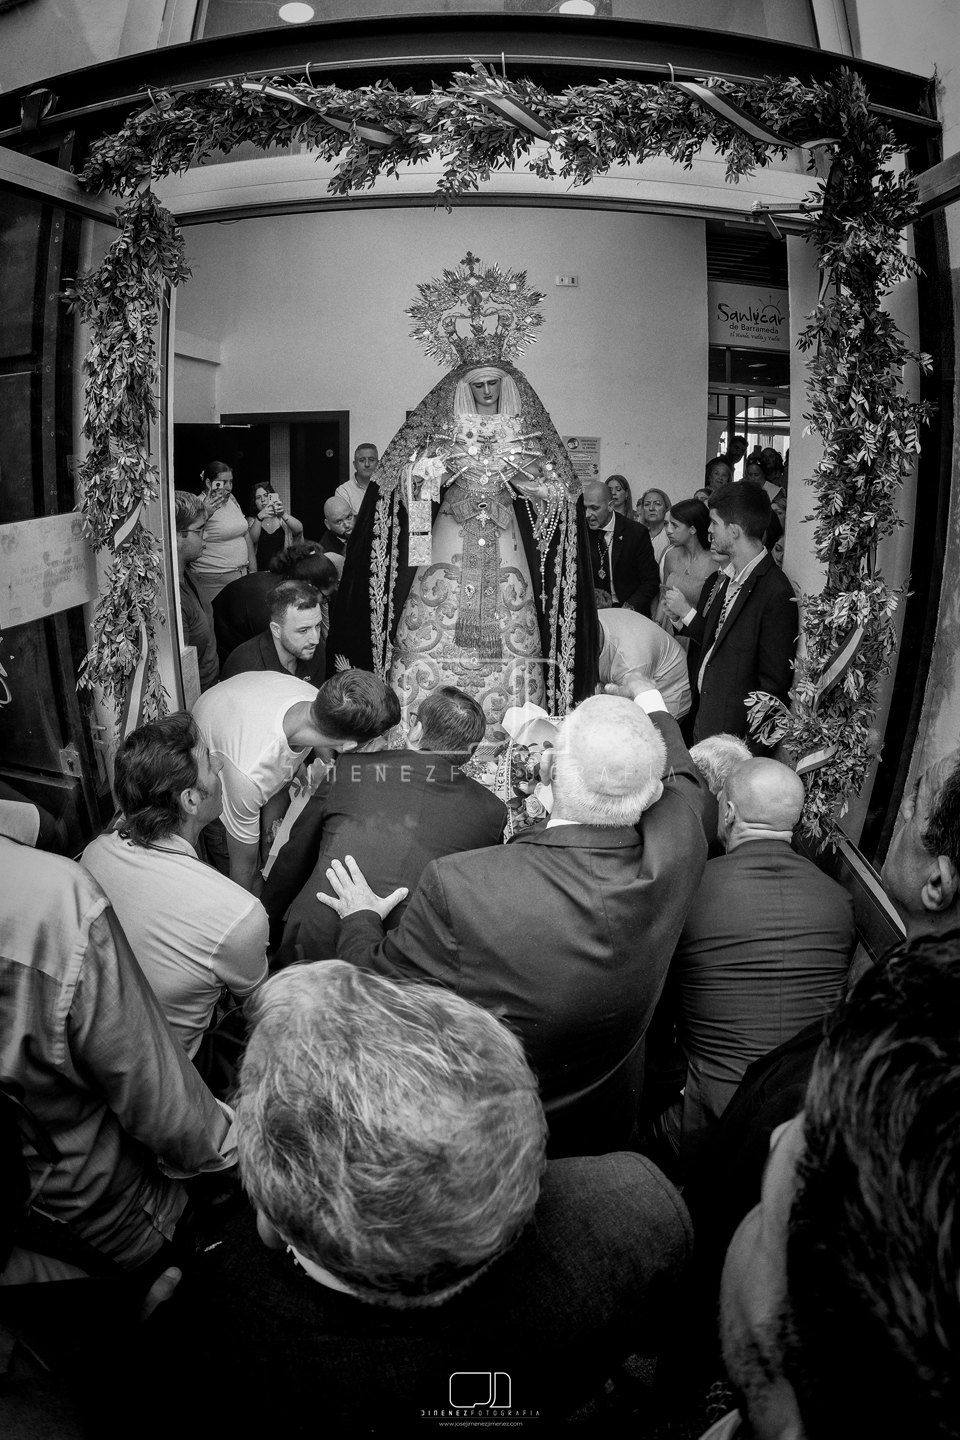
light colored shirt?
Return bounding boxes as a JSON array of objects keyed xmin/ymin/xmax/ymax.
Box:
[
  {"xmin": 189, "ymin": 495, "xmax": 250, "ymax": 577},
  {"xmin": 0, "ymin": 833, "xmax": 235, "ymax": 1272},
  {"xmin": 335, "ymin": 476, "xmax": 370, "ymax": 515},
  {"xmin": 82, "ymin": 831, "xmax": 269, "ymax": 1059},
  {"xmin": 193, "ymin": 672, "xmax": 318, "ymax": 846},
  {"xmin": 649, "ymin": 528, "xmax": 670, "ymax": 563},
  {"xmin": 599, "ymin": 610, "xmax": 691, "ymax": 719}
]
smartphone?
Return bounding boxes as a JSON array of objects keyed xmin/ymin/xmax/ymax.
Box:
[{"xmin": 210, "ymin": 479, "xmax": 225, "ymax": 493}]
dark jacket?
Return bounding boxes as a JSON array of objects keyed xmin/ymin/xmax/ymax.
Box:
[
  {"xmin": 588, "ymin": 513, "xmax": 660, "ymax": 616},
  {"xmin": 179, "ymin": 572, "xmax": 219, "ymax": 691},
  {"xmin": 319, "ymin": 529, "xmax": 347, "ymax": 557},
  {"xmin": 669, "ymin": 838, "xmax": 854, "ymax": 1165},
  {"xmin": 336, "ymin": 713, "xmax": 709, "ymax": 1159},
  {"xmin": 262, "ymin": 749, "xmax": 506, "ymax": 965},
  {"xmin": 680, "ymin": 552, "xmax": 797, "ymax": 751},
  {"xmin": 220, "ymin": 628, "xmax": 325, "ymax": 687},
  {"xmin": 211, "ymin": 572, "xmax": 279, "ymax": 665}
]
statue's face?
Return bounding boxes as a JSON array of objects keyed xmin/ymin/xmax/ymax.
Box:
[{"xmin": 469, "ymin": 376, "xmax": 501, "ymax": 411}]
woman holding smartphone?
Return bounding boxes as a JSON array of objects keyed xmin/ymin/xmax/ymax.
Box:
[
  {"xmin": 188, "ymin": 461, "xmax": 257, "ymax": 605},
  {"xmin": 248, "ymin": 482, "xmax": 304, "ymax": 569}
]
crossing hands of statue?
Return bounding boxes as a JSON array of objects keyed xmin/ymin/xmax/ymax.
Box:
[{"xmin": 318, "ymin": 855, "xmax": 408, "ymax": 922}]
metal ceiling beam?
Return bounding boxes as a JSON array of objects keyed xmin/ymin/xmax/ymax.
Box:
[
  {"xmin": 0, "ymin": 14, "xmax": 937, "ymax": 151},
  {"xmin": 0, "ymin": 143, "xmax": 117, "ymax": 223}
]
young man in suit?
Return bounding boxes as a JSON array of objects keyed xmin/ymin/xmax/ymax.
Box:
[
  {"xmin": 582, "ymin": 480, "xmax": 660, "ymax": 617},
  {"xmin": 663, "ymin": 482, "xmax": 797, "ymax": 753},
  {"xmin": 318, "ymin": 691, "xmax": 710, "ymax": 1159},
  {"xmin": 261, "ymin": 685, "xmax": 505, "ymax": 965}
]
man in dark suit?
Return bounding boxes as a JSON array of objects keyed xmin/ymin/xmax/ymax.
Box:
[
  {"xmin": 212, "ymin": 543, "xmax": 337, "ymax": 665},
  {"xmin": 221, "ymin": 580, "xmax": 327, "ymax": 686},
  {"xmin": 665, "ymin": 758, "xmax": 854, "ymax": 1168},
  {"xmin": 663, "ymin": 482, "xmax": 797, "ymax": 752},
  {"xmin": 319, "ymin": 691, "xmax": 709, "ymax": 1159},
  {"xmin": 262, "ymin": 686, "xmax": 506, "ymax": 965},
  {"xmin": 582, "ymin": 481, "xmax": 660, "ymax": 616}
]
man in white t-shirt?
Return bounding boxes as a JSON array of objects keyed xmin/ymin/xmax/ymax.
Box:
[
  {"xmin": 598, "ymin": 609, "xmax": 691, "ymax": 720},
  {"xmin": 192, "ymin": 668, "xmax": 400, "ymax": 892},
  {"xmin": 334, "ymin": 443, "xmax": 379, "ymax": 516},
  {"xmin": 82, "ymin": 712, "xmax": 268, "ymax": 1060}
]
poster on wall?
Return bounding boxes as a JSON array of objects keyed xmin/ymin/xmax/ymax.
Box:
[
  {"xmin": 0, "ymin": 512, "xmax": 98, "ymax": 630},
  {"xmin": 562, "ymin": 436, "xmax": 602, "ymax": 486},
  {"xmin": 708, "ymin": 282, "xmax": 789, "ymax": 351}
]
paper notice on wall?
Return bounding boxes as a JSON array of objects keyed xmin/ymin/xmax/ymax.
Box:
[
  {"xmin": 0, "ymin": 512, "xmax": 98, "ymax": 629},
  {"xmin": 562, "ymin": 436, "xmax": 602, "ymax": 487}
]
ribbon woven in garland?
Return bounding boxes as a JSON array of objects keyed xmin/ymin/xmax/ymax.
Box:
[
  {"xmin": 811, "ymin": 623, "xmax": 866, "ymax": 711},
  {"xmin": 467, "ymin": 87, "xmax": 554, "ymax": 142},
  {"xmin": 672, "ymin": 82, "xmax": 839, "ymax": 150},
  {"xmin": 117, "ymin": 616, "xmax": 151, "ymax": 739}
]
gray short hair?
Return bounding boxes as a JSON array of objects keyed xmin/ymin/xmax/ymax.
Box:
[
  {"xmin": 552, "ymin": 695, "xmax": 667, "ymax": 826},
  {"xmin": 237, "ymin": 963, "xmax": 546, "ymax": 1308},
  {"xmin": 689, "ymin": 734, "xmax": 752, "ymax": 796}
]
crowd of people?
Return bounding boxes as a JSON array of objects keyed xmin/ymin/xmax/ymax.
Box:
[{"xmin": 1, "ymin": 440, "xmax": 957, "ymax": 1438}]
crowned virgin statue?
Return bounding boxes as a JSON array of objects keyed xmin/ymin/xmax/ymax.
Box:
[{"xmin": 328, "ymin": 254, "xmax": 598, "ymax": 737}]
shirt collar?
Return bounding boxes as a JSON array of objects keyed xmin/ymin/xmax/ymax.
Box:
[
  {"xmin": 723, "ymin": 547, "xmax": 766, "ymax": 587},
  {"xmin": 601, "ymin": 515, "xmax": 617, "ymax": 536}
]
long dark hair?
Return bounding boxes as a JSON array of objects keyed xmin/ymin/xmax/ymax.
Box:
[{"xmin": 668, "ymin": 498, "xmax": 710, "ymax": 550}]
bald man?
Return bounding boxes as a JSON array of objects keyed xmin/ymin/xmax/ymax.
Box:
[
  {"xmin": 320, "ymin": 691, "xmax": 710, "ymax": 1159},
  {"xmin": 582, "ymin": 480, "xmax": 660, "ymax": 615},
  {"xmin": 320, "ymin": 495, "xmax": 355, "ymax": 558},
  {"xmin": 662, "ymin": 758, "xmax": 854, "ymax": 1169}
]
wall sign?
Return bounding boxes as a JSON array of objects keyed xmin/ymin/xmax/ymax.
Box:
[
  {"xmin": 708, "ymin": 282, "xmax": 789, "ymax": 351},
  {"xmin": 562, "ymin": 435, "xmax": 602, "ymax": 485},
  {"xmin": 0, "ymin": 513, "xmax": 98, "ymax": 629}
]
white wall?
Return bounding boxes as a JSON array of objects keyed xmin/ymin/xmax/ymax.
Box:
[{"xmin": 173, "ymin": 205, "xmax": 708, "ymax": 502}]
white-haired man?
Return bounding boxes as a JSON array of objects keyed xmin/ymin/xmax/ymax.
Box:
[
  {"xmin": 139, "ymin": 963, "xmax": 694, "ymax": 1428},
  {"xmin": 322, "ymin": 691, "xmax": 709, "ymax": 1157}
]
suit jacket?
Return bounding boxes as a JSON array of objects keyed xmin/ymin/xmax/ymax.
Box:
[
  {"xmin": 178, "ymin": 573, "xmax": 219, "ymax": 691},
  {"xmin": 262, "ymin": 749, "xmax": 506, "ymax": 965},
  {"xmin": 680, "ymin": 552, "xmax": 797, "ymax": 751},
  {"xmin": 220, "ymin": 627, "xmax": 326, "ymax": 686},
  {"xmin": 589, "ymin": 513, "xmax": 660, "ymax": 616},
  {"xmin": 670, "ymin": 838, "xmax": 854, "ymax": 1165},
  {"xmin": 337, "ymin": 713, "xmax": 709, "ymax": 1158}
]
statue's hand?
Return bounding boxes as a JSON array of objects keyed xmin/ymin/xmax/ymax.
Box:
[{"xmin": 510, "ymin": 476, "xmax": 551, "ymax": 502}]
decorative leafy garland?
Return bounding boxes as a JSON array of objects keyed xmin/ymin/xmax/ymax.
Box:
[{"xmin": 67, "ymin": 63, "xmax": 931, "ymax": 839}]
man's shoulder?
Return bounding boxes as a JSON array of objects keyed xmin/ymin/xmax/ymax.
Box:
[
  {"xmin": 213, "ymin": 571, "xmax": 274, "ymax": 614},
  {"xmin": 83, "ymin": 830, "xmax": 256, "ymax": 904},
  {"xmin": 221, "ymin": 633, "xmax": 270, "ymax": 678},
  {"xmin": 616, "ymin": 513, "xmax": 647, "ymax": 541},
  {"xmin": 752, "ymin": 556, "xmax": 795, "ymax": 598}
]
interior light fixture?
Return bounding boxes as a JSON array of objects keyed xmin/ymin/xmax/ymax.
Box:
[
  {"xmin": 278, "ymin": 3, "xmax": 315, "ymax": 22},
  {"xmin": 557, "ymin": 1, "xmax": 598, "ymax": 13}
]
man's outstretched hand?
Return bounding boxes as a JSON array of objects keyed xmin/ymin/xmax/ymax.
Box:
[{"xmin": 318, "ymin": 855, "xmax": 408, "ymax": 922}]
